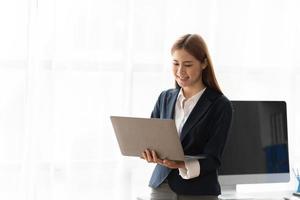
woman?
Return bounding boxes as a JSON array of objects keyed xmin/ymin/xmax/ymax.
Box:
[{"xmin": 141, "ymin": 34, "xmax": 233, "ymax": 200}]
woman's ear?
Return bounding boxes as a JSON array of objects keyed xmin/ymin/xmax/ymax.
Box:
[{"xmin": 202, "ymin": 58, "xmax": 208, "ymax": 69}]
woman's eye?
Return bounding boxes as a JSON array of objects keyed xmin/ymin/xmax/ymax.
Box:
[
  {"xmin": 184, "ymin": 65, "xmax": 192, "ymax": 67},
  {"xmin": 173, "ymin": 63, "xmax": 179, "ymax": 66}
]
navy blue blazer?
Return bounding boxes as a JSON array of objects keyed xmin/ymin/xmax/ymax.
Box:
[{"xmin": 148, "ymin": 87, "xmax": 232, "ymax": 195}]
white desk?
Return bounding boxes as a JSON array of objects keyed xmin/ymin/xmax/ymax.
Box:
[{"xmin": 219, "ymin": 190, "xmax": 297, "ymax": 200}]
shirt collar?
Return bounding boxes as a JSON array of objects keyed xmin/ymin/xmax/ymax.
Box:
[{"xmin": 177, "ymin": 87, "xmax": 206, "ymax": 108}]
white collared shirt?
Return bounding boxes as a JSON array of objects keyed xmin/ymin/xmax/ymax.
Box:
[{"xmin": 175, "ymin": 87, "xmax": 206, "ymax": 179}]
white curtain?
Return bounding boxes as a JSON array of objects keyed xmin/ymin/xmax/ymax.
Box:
[{"xmin": 1, "ymin": 0, "xmax": 300, "ymax": 199}]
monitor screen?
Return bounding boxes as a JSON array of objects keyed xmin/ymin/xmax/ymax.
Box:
[{"xmin": 218, "ymin": 101, "xmax": 290, "ymax": 189}]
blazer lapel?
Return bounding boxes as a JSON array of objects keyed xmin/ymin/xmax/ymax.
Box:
[
  {"xmin": 179, "ymin": 88, "xmax": 219, "ymax": 142},
  {"xmin": 167, "ymin": 89, "xmax": 180, "ymax": 119}
]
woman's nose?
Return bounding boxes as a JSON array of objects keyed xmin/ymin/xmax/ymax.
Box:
[{"xmin": 177, "ymin": 65, "xmax": 185, "ymax": 75}]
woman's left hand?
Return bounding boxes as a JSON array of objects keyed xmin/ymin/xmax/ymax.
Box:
[
  {"xmin": 161, "ymin": 159, "xmax": 185, "ymax": 169},
  {"xmin": 142, "ymin": 149, "xmax": 186, "ymax": 169}
]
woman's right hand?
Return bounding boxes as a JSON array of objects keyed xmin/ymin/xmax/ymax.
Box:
[{"xmin": 141, "ymin": 149, "xmax": 163, "ymax": 165}]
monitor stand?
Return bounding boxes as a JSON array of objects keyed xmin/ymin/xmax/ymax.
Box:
[{"xmin": 219, "ymin": 185, "xmax": 256, "ymax": 200}]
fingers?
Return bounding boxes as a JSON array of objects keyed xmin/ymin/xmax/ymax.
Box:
[
  {"xmin": 145, "ymin": 149, "xmax": 153, "ymax": 162},
  {"xmin": 141, "ymin": 149, "xmax": 163, "ymax": 164},
  {"xmin": 141, "ymin": 149, "xmax": 154, "ymax": 163},
  {"xmin": 152, "ymin": 150, "xmax": 163, "ymax": 164},
  {"xmin": 141, "ymin": 151, "xmax": 146, "ymax": 160},
  {"xmin": 152, "ymin": 150, "xmax": 157, "ymax": 162},
  {"xmin": 140, "ymin": 149, "xmax": 185, "ymax": 169}
]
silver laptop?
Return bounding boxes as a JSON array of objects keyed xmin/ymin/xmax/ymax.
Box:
[{"xmin": 110, "ymin": 116, "xmax": 185, "ymax": 161}]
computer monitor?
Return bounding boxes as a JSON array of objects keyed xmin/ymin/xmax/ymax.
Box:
[{"xmin": 218, "ymin": 101, "xmax": 290, "ymax": 193}]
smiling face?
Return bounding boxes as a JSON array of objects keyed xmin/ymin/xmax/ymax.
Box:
[{"xmin": 172, "ymin": 49, "xmax": 207, "ymax": 96}]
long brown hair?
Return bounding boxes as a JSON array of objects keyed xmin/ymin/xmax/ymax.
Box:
[{"xmin": 171, "ymin": 34, "xmax": 222, "ymax": 94}]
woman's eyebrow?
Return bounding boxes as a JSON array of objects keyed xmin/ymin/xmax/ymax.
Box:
[{"xmin": 172, "ymin": 60, "xmax": 193, "ymax": 63}]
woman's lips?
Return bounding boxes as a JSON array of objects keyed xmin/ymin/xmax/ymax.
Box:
[{"xmin": 177, "ymin": 76, "xmax": 189, "ymax": 81}]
